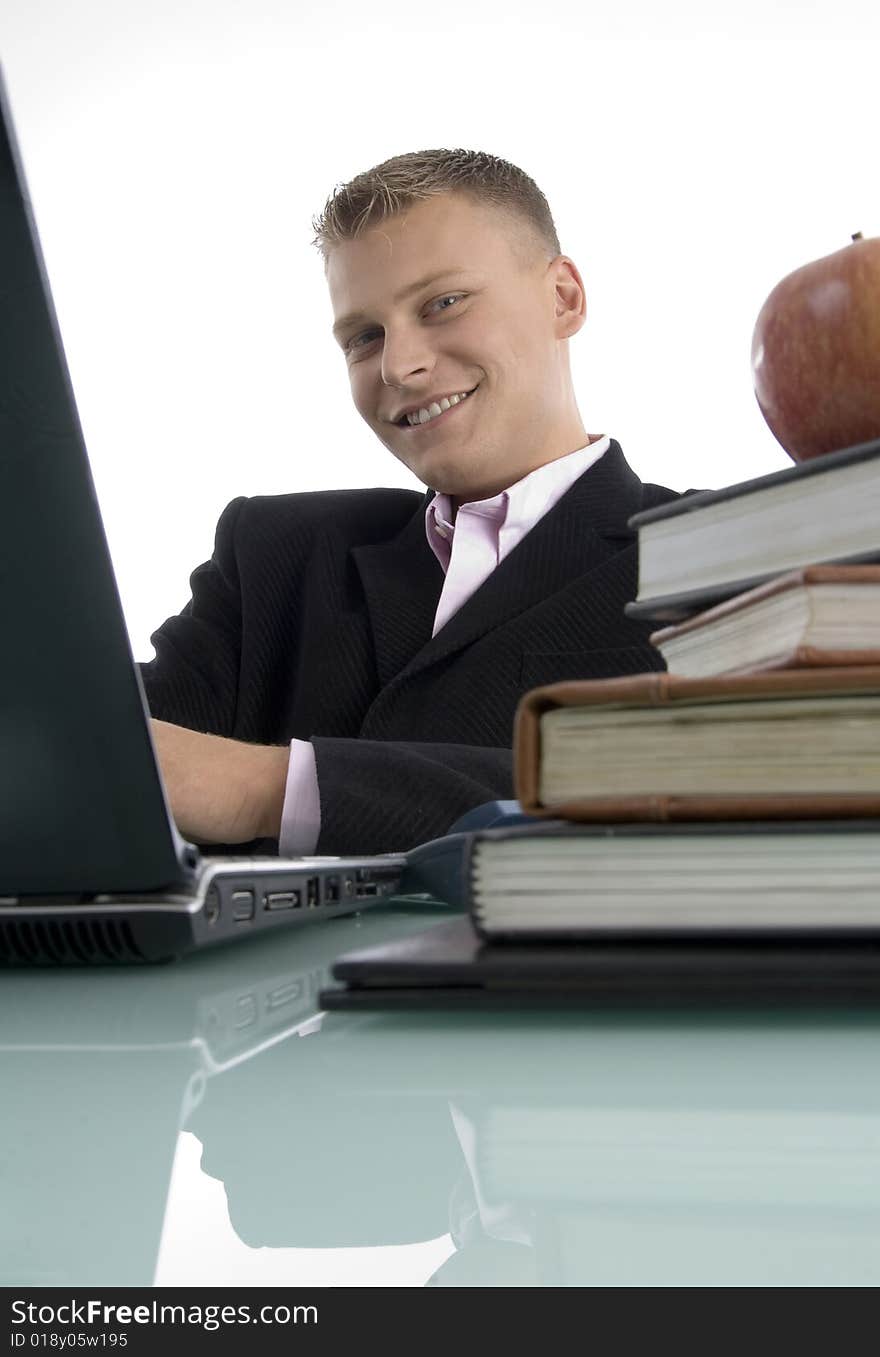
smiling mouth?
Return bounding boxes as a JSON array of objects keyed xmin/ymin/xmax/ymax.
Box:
[{"xmin": 395, "ymin": 386, "xmax": 479, "ymax": 430}]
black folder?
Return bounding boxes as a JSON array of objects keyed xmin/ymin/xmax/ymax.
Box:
[{"xmin": 320, "ymin": 916, "xmax": 880, "ymax": 1010}]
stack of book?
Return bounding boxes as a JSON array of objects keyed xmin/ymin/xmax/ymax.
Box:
[
  {"xmin": 626, "ymin": 434, "xmax": 880, "ymax": 676},
  {"xmin": 466, "ymin": 437, "xmax": 880, "ymax": 944}
]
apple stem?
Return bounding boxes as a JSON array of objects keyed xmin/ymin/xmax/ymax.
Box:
[{"xmin": 852, "ymin": 231, "xmax": 864, "ymax": 241}]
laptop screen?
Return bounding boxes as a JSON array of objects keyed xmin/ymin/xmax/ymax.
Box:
[{"xmin": 0, "ymin": 72, "xmax": 193, "ymax": 896}]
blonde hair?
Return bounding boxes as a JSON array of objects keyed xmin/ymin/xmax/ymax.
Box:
[{"xmin": 312, "ymin": 148, "xmax": 561, "ymax": 263}]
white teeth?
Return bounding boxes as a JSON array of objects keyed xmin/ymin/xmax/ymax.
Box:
[{"xmin": 405, "ymin": 390, "xmax": 472, "ymax": 427}]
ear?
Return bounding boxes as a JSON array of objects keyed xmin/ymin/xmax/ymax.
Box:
[{"xmin": 550, "ymin": 256, "xmax": 587, "ymax": 340}]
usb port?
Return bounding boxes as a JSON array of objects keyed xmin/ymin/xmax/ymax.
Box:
[
  {"xmin": 267, "ymin": 980, "xmax": 303, "ymax": 1009},
  {"xmin": 231, "ymin": 889, "xmax": 255, "ymax": 922},
  {"xmin": 265, "ymin": 890, "xmax": 301, "ymax": 911},
  {"xmin": 325, "ymin": 876, "xmax": 340, "ymax": 903},
  {"xmin": 306, "ymin": 876, "xmax": 321, "ymax": 908},
  {"xmin": 356, "ymin": 882, "xmax": 379, "ymax": 898}
]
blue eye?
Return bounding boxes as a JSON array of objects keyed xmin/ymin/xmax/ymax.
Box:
[
  {"xmin": 347, "ymin": 329, "xmax": 380, "ymax": 352},
  {"xmin": 431, "ymin": 294, "xmax": 464, "ymax": 313},
  {"xmin": 344, "ymin": 294, "xmax": 465, "ymax": 354}
]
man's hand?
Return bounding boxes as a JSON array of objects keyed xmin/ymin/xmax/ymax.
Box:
[{"xmin": 150, "ymin": 719, "xmax": 290, "ymax": 845}]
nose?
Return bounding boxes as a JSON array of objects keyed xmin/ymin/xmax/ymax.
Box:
[{"xmin": 380, "ymin": 320, "xmax": 436, "ymax": 389}]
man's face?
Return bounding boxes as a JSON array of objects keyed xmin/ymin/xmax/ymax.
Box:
[{"xmin": 326, "ymin": 192, "xmax": 586, "ymax": 501}]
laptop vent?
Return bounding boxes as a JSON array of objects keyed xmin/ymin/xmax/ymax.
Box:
[{"xmin": 0, "ymin": 917, "xmax": 148, "ymax": 966}]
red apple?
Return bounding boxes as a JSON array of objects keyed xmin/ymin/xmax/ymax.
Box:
[{"xmin": 751, "ymin": 233, "xmax": 880, "ymax": 462}]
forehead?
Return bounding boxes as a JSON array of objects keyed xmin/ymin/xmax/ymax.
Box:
[{"xmin": 326, "ymin": 193, "xmax": 524, "ymax": 321}]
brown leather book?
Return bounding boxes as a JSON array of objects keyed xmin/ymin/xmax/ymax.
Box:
[
  {"xmin": 650, "ymin": 565, "xmax": 880, "ymax": 677},
  {"xmin": 513, "ymin": 666, "xmax": 880, "ymax": 822}
]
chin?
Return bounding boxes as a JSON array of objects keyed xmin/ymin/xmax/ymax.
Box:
[
  {"xmin": 420, "ymin": 467, "xmax": 481, "ymax": 498},
  {"xmin": 391, "ymin": 455, "xmax": 457, "ymax": 495},
  {"xmin": 408, "ymin": 449, "xmax": 493, "ymax": 498}
]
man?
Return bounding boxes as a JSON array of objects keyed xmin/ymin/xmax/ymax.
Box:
[{"xmin": 141, "ymin": 150, "xmax": 681, "ymax": 855}]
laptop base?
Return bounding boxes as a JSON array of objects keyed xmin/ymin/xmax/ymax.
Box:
[{"xmin": 1, "ymin": 855, "xmax": 405, "ymax": 964}]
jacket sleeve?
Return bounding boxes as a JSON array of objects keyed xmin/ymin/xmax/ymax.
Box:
[
  {"xmin": 311, "ymin": 736, "xmax": 514, "ymax": 855},
  {"xmin": 138, "ymin": 498, "xmax": 247, "ymax": 736}
]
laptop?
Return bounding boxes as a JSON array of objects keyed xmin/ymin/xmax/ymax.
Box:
[{"xmin": 0, "ymin": 71, "xmax": 407, "ymax": 963}]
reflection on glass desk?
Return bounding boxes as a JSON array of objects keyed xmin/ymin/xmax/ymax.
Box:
[{"xmin": 3, "ymin": 903, "xmax": 880, "ymax": 1287}]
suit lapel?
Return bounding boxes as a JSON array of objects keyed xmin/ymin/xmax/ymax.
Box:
[
  {"xmin": 350, "ymin": 493, "xmax": 444, "ymax": 685},
  {"xmin": 352, "ymin": 441, "xmax": 644, "ymax": 687},
  {"xmin": 395, "ymin": 441, "xmax": 646, "ymax": 682}
]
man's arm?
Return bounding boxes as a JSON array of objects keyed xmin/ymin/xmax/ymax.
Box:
[
  {"xmin": 142, "ymin": 492, "xmax": 514, "ymax": 854},
  {"xmin": 139, "ymin": 497, "xmax": 246, "ymax": 737},
  {"xmin": 149, "ymin": 719, "xmax": 512, "ymax": 853},
  {"xmin": 150, "ymin": 719, "xmax": 291, "ymax": 845}
]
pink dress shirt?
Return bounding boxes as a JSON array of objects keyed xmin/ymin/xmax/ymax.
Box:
[{"xmin": 278, "ymin": 437, "xmax": 611, "ymax": 854}]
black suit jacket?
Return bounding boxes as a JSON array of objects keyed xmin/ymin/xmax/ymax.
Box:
[{"xmin": 140, "ymin": 440, "xmax": 680, "ymax": 853}]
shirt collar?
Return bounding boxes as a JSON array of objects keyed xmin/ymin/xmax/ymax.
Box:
[{"xmin": 425, "ymin": 436, "xmax": 611, "ymax": 563}]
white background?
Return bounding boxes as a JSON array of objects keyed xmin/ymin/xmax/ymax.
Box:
[{"xmin": 3, "ymin": 0, "xmax": 879, "ymax": 658}]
